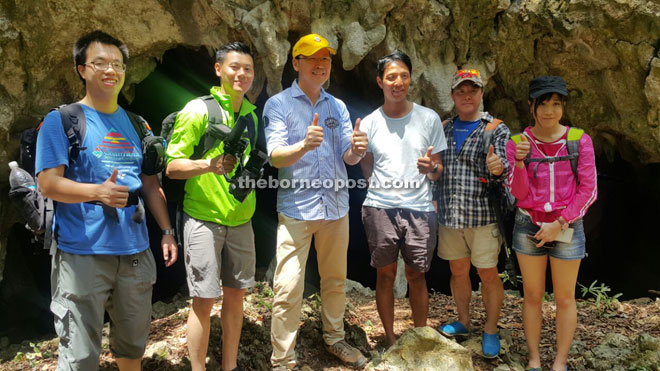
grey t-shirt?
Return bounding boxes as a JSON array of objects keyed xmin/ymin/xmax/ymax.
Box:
[{"xmin": 362, "ymin": 103, "xmax": 447, "ymax": 212}]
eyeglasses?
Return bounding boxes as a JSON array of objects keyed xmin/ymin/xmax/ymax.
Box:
[
  {"xmin": 456, "ymin": 69, "xmax": 480, "ymax": 78},
  {"xmin": 295, "ymin": 56, "xmax": 332, "ymax": 63},
  {"xmin": 84, "ymin": 61, "xmax": 127, "ymax": 73}
]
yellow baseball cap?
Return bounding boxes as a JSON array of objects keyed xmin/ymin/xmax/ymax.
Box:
[{"xmin": 292, "ymin": 34, "xmax": 336, "ymax": 58}]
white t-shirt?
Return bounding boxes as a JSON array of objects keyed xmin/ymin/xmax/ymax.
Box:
[{"xmin": 361, "ymin": 103, "xmax": 447, "ymax": 212}]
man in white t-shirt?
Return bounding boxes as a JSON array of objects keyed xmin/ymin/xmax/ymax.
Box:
[{"xmin": 358, "ymin": 50, "xmax": 447, "ymax": 346}]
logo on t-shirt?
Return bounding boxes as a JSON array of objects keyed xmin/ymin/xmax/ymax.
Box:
[{"xmin": 92, "ymin": 128, "xmax": 140, "ymax": 163}]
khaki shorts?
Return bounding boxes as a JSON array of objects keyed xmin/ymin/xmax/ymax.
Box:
[
  {"xmin": 437, "ymin": 223, "xmax": 501, "ymax": 268},
  {"xmin": 50, "ymin": 248, "xmax": 156, "ymax": 369},
  {"xmin": 183, "ymin": 212, "xmax": 255, "ymax": 298}
]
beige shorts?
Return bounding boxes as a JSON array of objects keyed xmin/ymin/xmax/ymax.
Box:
[
  {"xmin": 437, "ymin": 223, "xmax": 501, "ymax": 268},
  {"xmin": 183, "ymin": 212, "xmax": 255, "ymax": 298}
]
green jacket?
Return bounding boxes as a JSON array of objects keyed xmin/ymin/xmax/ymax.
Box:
[{"xmin": 166, "ymin": 87, "xmax": 258, "ymax": 226}]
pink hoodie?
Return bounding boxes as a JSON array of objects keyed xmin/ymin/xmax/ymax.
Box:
[{"xmin": 505, "ymin": 126, "xmax": 598, "ymax": 225}]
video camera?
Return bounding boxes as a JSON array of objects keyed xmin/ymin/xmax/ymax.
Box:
[{"xmin": 207, "ymin": 116, "xmax": 267, "ymax": 202}]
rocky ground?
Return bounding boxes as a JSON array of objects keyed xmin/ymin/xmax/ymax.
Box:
[{"xmin": 1, "ymin": 281, "xmax": 659, "ymax": 370}]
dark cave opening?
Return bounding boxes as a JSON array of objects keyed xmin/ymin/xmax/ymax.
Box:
[{"xmin": 2, "ymin": 44, "xmax": 659, "ymax": 343}]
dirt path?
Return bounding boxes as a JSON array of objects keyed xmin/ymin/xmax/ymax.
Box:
[{"xmin": 1, "ymin": 283, "xmax": 658, "ymax": 370}]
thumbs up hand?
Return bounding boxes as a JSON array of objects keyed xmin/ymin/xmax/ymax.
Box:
[
  {"xmin": 486, "ymin": 144, "xmax": 504, "ymax": 176},
  {"xmin": 99, "ymin": 168, "xmax": 129, "ymax": 207},
  {"xmin": 515, "ymin": 134, "xmax": 531, "ymax": 161},
  {"xmin": 303, "ymin": 113, "xmax": 324, "ymax": 151},
  {"xmin": 417, "ymin": 146, "xmax": 436, "ymax": 174},
  {"xmin": 351, "ymin": 118, "xmax": 368, "ymax": 158}
]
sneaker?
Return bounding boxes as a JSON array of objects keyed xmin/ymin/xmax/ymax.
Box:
[
  {"xmin": 325, "ymin": 340, "xmax": 367, "ymax": 368},
  {"xmin": 482, "ymin": 332, "xmax": 500, "ymax": 358},
  {"xmin": 437, "ymin": 321, "xmax": 469, "ymax": 337}
]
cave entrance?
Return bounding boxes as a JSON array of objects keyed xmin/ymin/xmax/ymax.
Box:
[
  {"xmin": 123, "ymin": 43, "xmax": 389, "ymax": 296},
  {"xmin": 4, "ymin": 43, "xmax": 659, "ymax": 345}
]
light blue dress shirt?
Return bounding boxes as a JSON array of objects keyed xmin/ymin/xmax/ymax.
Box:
[{"xmin": 264, "ymin": 80, "xmax": 353, "ymax": 221}]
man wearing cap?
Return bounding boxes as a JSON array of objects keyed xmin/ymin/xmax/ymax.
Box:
[
  {"xmin": 263, "ymin": 34, "xmax": 368, "ymax": 369},
  {"xmin": 433, "ymin": 68, "xmax": 510, "ymax": 358}
]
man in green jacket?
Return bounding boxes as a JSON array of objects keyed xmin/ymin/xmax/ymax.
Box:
[{"xmin": 165, "ymin": 42, "xmax": 258, "ymax": 371}]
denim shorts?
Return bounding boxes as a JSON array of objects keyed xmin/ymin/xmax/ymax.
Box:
[{"xmin": 512, "ymin": 210, "xmax": 586, "ymax": 260}]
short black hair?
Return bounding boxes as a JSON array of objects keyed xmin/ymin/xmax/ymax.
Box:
[
  {"xmin": 530, "ymin": 92, "xmax": 568, "ymax": 117},
  {"xmin": 215, "ymin": 42, "xmax": 254, "ymax": 64},
  {"xmin": 376, "ymin": 51, "xmax": 412, "ymax": 79},
  {"xmin": 73, "ymin": 30, "xmax": 129, "ymax": 83}
]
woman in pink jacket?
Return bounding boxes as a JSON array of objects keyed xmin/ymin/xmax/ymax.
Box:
[{"xmin": 505, "ymin": 76, "xmax": 597, "ymax": 371}]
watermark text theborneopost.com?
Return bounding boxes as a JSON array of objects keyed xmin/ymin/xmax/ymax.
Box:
[{"xmin": 237, "ymin": 176, "xmax": 421, "ymax": 192}]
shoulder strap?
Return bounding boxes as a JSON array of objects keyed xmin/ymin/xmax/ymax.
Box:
[
  {"xmin": 201, "ymin": 95, "xmax": 224, "ymax": 127},
  {"xmin": 247, "ymin": 111, "xmax": 258, "ymax": 147},
  {"xmin": 126, "ymin": 110, "xmax": 151, "ymax": 140},
  {"xmin": 196, "ymin": 95, "xmax": 228, "ymax": 159},
  {"xmin": 566, "ymin": 127, "xmax": 584, "ymax": 184},
  {"xmin": 57, "ymin": 103, "xmax": 86, "ymax": 164},
  {"xmin": 482, "ymin": 117, "xmax": 503, "ymax": 156},
  {"xmin": 200, "ymin": 94, "xmax": 257, "ymax": 148}
]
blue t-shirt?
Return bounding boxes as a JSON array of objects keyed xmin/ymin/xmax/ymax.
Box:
[
  {"xmin": 453, "ymin": 118, "xmax": 480, "ymax": 153},
  {"xmin": 35, "ymin": 104, "xmax": 149, "ymax": 255}
]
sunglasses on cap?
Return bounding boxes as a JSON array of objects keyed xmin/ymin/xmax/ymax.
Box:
[{"xmin": 456, "ymin": 69, "xmax": 481, "ymax": 78}]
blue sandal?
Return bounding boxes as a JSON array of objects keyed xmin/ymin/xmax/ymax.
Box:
[
  {"xmin": 482, "ymin": 332, "xmax": 500, "ymax": 358},
  {"xmin": 437, "ymin": 321, "xmax": 469, "ymax": 337}
]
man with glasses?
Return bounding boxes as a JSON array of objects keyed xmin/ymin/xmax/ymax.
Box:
[
  {"xmin": 264, "ymin": 33, "xmax": 368, "ymax": 370},
  {"xmin": 358, "ymin": 50, "xmax": 447, "ymax": 347},
  {"xmin": 36, "ymin": 30, "xmax": 177, "ymax": 370},
  {"xmin": 433, "ymin": 68, "xmax": 510, "ymax": 358}
]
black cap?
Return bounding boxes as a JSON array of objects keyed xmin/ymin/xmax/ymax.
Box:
[{"xmin": 528, "ymin": 76, "xmax": 568, "ymax": 99}]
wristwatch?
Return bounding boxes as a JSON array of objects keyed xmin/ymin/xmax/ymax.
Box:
[{"xmin": 162, "ymin": 228, "xmax": 175, "ymax": 236}]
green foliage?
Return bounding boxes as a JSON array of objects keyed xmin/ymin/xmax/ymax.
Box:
[
  {"xmin": 499, "ymin": 271, "xmax": 522, "ymax": 285},
  {"xmin": 254, "ymin": 282, "xmax": 274, "ymax": 299},
  {"xmin": 308, "ymin": 292, "xmax": 321, "ymax": 310},
  {"xmin": 543, "ymin": 292, "xmax": 553, "ymax": 302},
  {"xmin": 12, "ymin": 352, "xmax": 26, "ymax": 363},
  {"xmin": 257, "ymin": 299, "xmax": 273, "ymax": 311},
  {"xmin": 578, "ymin": 280, "xmax": 623, "ymax": 311}
]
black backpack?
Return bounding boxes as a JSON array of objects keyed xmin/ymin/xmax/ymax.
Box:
[
  {"xmin": 10, "ymin": 103, "xmax": 159, "ymax": 250},
  {"xmin": 159, "ymin": 95, "xmax": 258, "ymax": 248}
]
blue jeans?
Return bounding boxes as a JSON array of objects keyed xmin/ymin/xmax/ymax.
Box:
[{"xmin": 512, "ymin": 210, "xmax": 586, "ymax": 260}]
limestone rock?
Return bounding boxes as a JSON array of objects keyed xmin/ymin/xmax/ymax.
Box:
[
  {"xmin": 143, "ymin": 340, "xmax": 170, "ymax": 359},
  {"xmin": 584, "ymin": 332, "xmax": 660, "ymax": 370},
  {"xmin": 345, "ymin": 279, "xmax": 375, "ymax": 298},
  {"xmin": 366, "ymin": 326, "xmax": 474, "ymax": 370},
  {"xmin": 338, "ymin": 22, "xmax": 386, "ymax": 70}
]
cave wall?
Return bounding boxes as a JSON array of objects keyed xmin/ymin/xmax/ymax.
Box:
[{"xmin": 0, "ymin": 0, "xmax": 659, "ymax": 280}]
